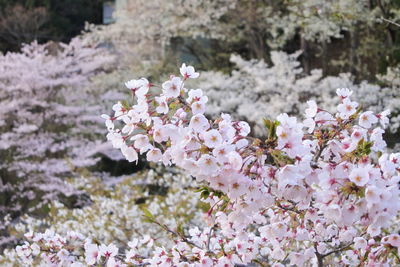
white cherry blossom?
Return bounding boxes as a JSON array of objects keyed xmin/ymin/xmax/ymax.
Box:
[
  {"xmin": 359, "ymin": 111, "xmax": 378, "ymax": 128},
  {"xmin": 349, "ymin": 167, "xmax": 369, "ymax": 187},
  {"xmin": 162, "ymin": 76, "xmax": 183, "ymax": 98},
  {"xmin": 337, "ymin": 97, "xmax": 358, "ymax": 119},
  {"xmin": 180, "ymin": 63, "xmax": 199, "ymax": 79},
  {"xmin": 203, "ymin": 129, "xmax": 222, "ymax": 148},
  {"xmin": 125, "ymin": 78, "xmax": 150, "ymax": 98}
]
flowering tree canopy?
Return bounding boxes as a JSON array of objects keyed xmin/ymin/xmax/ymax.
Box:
[
  {"xmin": 85, "ymin": 0, "xmax": 400, "ymax": 80},
  {"xmin": 197, "ymin": 52, "xmax": 400, "ymax": 136},
  {"xmin": 0, "ymin": 36, "xmax": 114, "ymax": 221},
  {"xmin": 12, "ymin": 64, "xmax": 400, "ymax": 266}
]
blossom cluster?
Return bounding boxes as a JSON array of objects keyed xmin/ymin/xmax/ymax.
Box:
[
  {"xmin": 1, "ymin": 169, "xmax": 203, "ymax": 266},
  {"xmin": 14, "ymin": 64, "xmax": 400, "ymax": 266}
]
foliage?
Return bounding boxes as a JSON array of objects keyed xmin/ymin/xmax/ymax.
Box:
[
  {"xmin": 0, "ymin": 0, "xmax": 104, "ymax": 52},
  {"xmin": 86, "ymin": 0, "xmax": 400, "ymax": 80},
  {"xmin": 0, "ymin": 5, "xmax": 49, "ymax": 52}
]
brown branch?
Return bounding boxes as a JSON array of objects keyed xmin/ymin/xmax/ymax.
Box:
[
  {"xmin": 148, "ymin": 218, "xmax": 204, "ymax": 250},
  {"xmin": 380, "ymin": 17, "xmax": 400, "ymax": 28},
  {"xmin": 276, "ymin": 201, "xmax": 301, "ymax": 214},
  {"xmin": 322, "ymin": 242, "xmax": 353, "ymax": 258},
  {"xmin": 206, "ymin": 225, "xmax": 216, "ymax": 252},
  {"xmin": 314, "ymin": 243, "xmax": 324, "ymax": 267}
]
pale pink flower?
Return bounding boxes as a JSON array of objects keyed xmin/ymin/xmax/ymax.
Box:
[
  {"xmin": 153, "ymin": 126, "xmax": 168, "ymax": 143},
  {"xmin": 336, "ymin": 88, "xmax": 352, "ymax": 99},
  {"xmin": 349, "ymin": 167, "xmax": 369, "ymax": 186},
  {"xmin": 189, "ymin": 114, "xmax": 210, "ymax": 133},
  {"xmin": 228, "ymin": 175, "xmax": 248, "ymax": 199},
  {"xmin": 112, "ymin": 102, "xmax": 126, "ymax": 117},
  {"xmin": 303, "ymin": 118, "xmax": 315, "ymax": 133},
  {"xmin": 377, "ymin": 109, "xmax": 390, "ymax": 128},
  {"xmin": 365, "ymin": 186, "xmax": 381, "ymax": 208},
  {"xmin": 386, "ymin": 234, "xmax": 400, "ymax": 247},
  {"xmin": 353, "ymin": 237, "xmax": 367, "ymax": 250},
  {"xmin": 197, "ymin": 155, "xmax": 218, "ymax": 175},
  {"xmin": 203, "ymin": 129, "xmax": 222, "ymax": 148},
  {"xmin": 337, "ymin": 98, "xmax": 358, "ymax": 119},
  {"xmin": 85, "ymin": 244, "xmax": 99, "ymax": 265},
  {"xmin": 187, "ymin": 89, "xmax": 207, "ymax": 103},
  {"xmin": 289, "ymin": 252, "xmax": 305, "ymax": 266},
  {"xmin": 238, "ymin": 121, "xmax": 250, "ymax": 136},
  {"xmin": 99, "ymin": 243, "xmax": 118, "ymax": 259},
  {"xmin": 227, "ymin": 151, "xmax": 243, "ymax": 170},
  {"xmin": 131, "ymin": 134, "xmax": 152, "ymax": 153},
  {"xmin": 371, "ymin": 127, "xmax": 386, "ymax": 152},
  {"xmin": 212, "ymin": 144, "xmax": 235, "ymax": 163},
  {"xmin": 146, "ymin": 148, "xmax": 162, "ymax": 162},
  {"xmin": 305, "ymin": 100, "xmax": 318, "ymax": 118},
  {"xmin": 121, "ymin": 145, "xmax": 138, "ymax": 163},
  {"xmin": 180, "ymin": 63, "xmax": 199, "ymax": 79},
  {"xmin": 125, "ymin": 78, "xmax": 149, "ymax": 98},
  {"xmin": 162, "ymin": 77, "xmax": 182, "ymax": 98},
  {"xmin": 121, "ymin": 116, "xmax": 138, "ymax": 135},
  {"xmin": 350, "ymin": 128, "xmax": 367, "ymax": 141},
  {"xmin": 101, "ymin": 114, "xmax": 115, "ymax": 131},
  {"xmin": 359, "ymin": 111, "xmax": 378, "ymax": 128},
  {"xmin": 191, "ymin": 101, "xmax": 206, "ymax": 115},
  {"xmin": 271, "ymin": 247, "xmax": 285, "ymax": 260},
  {"xmin": 155, "ymin": 95, "xmax": 169, "ymax": 114},
  {"xmin": 107, "ymin": 132, "xmax": 124, "ymax": 149}
]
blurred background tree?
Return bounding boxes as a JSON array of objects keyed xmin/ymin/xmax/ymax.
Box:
[
  {"xmin": 0, "ymin": 0, "xmax": 104, "ymax": 52},
  {"xmin": 88, "ymin": 0, "xmax": 400, "ymax": 82}
]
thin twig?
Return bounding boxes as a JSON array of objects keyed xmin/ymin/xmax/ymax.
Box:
[
  {"xmin": 380, "ymin": 17, "xmax": 400, "ymax": 28},
  {"xmin": 322, "ymin": 242, "xmax": 353, "ymax": 258},
  {"xmin": 149, "ymin": 219, "xmax": 203, "ymax": 250},
  {"xmin": 206, "ymin": 225, "xmax": 215, "ymax": 252},
  {"xmin": 314, "ymin": 243, "xmax": 324, "ymax": 267}
]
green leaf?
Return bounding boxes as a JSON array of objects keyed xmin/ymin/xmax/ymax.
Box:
[
  {"xmin": 121, "ymin": 100, "xmax": 130, "ymax": 110},
  {"xmin": 200, "ymin": 190, "xmax": 210, "ymax": 199},
  {"xmin": 176, "ymin": 223, "xmax": 184, "ymax": 236},
  {"xmin": 263, "ymin": 118, "xmax": 279, "ymax": 140},
  {"xmin": 194, "ymin": 186, "xmax": 208, "ymax": 193},
  {"xmin": 141, "ymin": 207, "xmax": 154, "ymax": 220},
  {"xmin": 263, "ymin": 118, "xmax": 273, "ymax": 129},
  {"xmin": 270, "ymin": 149, "xmax": 295, "ymax": 166}
]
